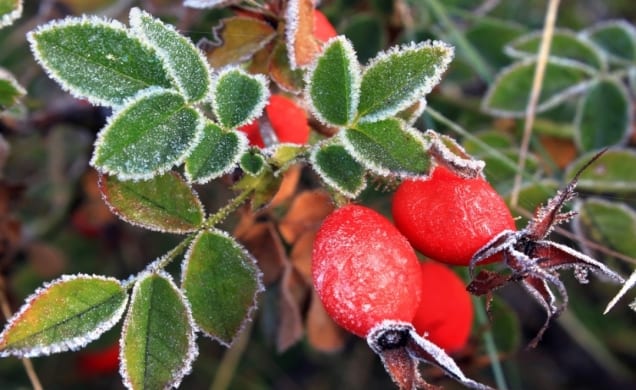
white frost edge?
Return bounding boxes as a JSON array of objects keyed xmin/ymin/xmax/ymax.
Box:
[
  {"xmin": 341, "ymin": 118, "xmax": 429, "ymax": 179},
  {"xmin": 573, "ymin": 77, "xmax": 633, "ymax": 151},
  {"xmin": 180, "ymin": 229, "xmax": 265, "ymax": 347},
  {"xmin": 90, "ymin": 87, "xmax": 205, "ymax": 181},
  {"xmin": 27, "ymin": 15, "xmax": 172, "ymax": 108},
  {"xmin": 0, "ymin": 274, "xmax": 127, "ymax": 358},
  {"xmin": 129, "ymin": 7, "xmax": 212, "ymax": 103},
  {"xmin": 0, "ymin": 0, "xmax": 22, "ymax": 29},
  {"xmin": 98, "ymin": 170, "xmax": 205, "ymax": 234},
  {"xmin": 308, "ymin": 139, "xmax": 366, "ymax": 199},
  {"xmin": 184, "ymin": 122, "xmax": 249, "ymax": 184},
  {"xmin": 579, "ymin": 20, "xmax": 636, "ymax": 64},
  {"xmin": 183, "ymin": 0, "xmax": 240, "ymax": 9},
  {"xmin": 211, "ymin": 67, "xmax": 270, "ymax": 130},
  {"xmin": 481, "ymin": 56, "xmax": 596, "ymax": 118},
  {"xmin": 401, "ymin": 98, "xmax": 427, "ymax": 126},
  {"xmin": 358, "ymin": 40, "xmax": 454, "ymax": 124},
  {"xmin": 504, "ymin": 28, "xmax": 606, "ymax": 71},
  {"xmin": 284, "ymin": 0, "xmax": 303, "ymax": 70},
  {"xmin": 120, "ymin": 270, "xmax": 199, "ymax": 390},
  {"xmin": 304, "ymin": 35, "xmax": 361, "ymax": 127},
  {"xmin": 0, "ymin": 67, "xmax": 26, "ymax": 102}
]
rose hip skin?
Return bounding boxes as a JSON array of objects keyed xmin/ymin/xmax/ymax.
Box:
[
  {"xmin": 312, "ymin": 205, "xmax": 423, "ymax": 337},
  {"xmin": 413, "ymin": 262, "xmax": 473, "ymax": 352},
  {"xmin": 392, "ymin": 166, "xmax": 516, "ymax": 266}
]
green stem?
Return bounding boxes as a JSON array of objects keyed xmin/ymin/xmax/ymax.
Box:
[
  {"xmin": 425, "ymin": 0, "xmax": 494, "ymax": 82},
  {"xmin": 472, "ymin": 296, "xmax": 509, "ymax": 390},
  {"xmin": 204, "ymin": 189, "xmax": 254, "ymax": 228}
]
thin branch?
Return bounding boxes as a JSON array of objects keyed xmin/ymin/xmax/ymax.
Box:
[{"xmin": 510, "ymin": 0, "xmax": 562, "ymax": 207}]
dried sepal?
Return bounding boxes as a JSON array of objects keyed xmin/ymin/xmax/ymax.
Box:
[
  {"xmin": 366, "ymin": 321, "xmax": 494, "ymax": 390},
  {"xmin": 424, "ymin": 130, "xmax": 485, "ymax": 179}
]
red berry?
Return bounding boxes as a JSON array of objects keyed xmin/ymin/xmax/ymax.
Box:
[
  {"xmin": 313, "ymin": 10, "xmax": 337, "ymax": 43},
  {"xmin": 392, "ymin": 166, "xmax": 515, "ymax": 266},
  {"xmin": 238, "ymin": 120, "xmax": 265, "ymax": 148},
  {"xmin": 77, "ymin": 343, "xmax": 120, "ymax": 377},
  {"xmin": 413, "ymin": 262, "xmax": 473, "ymax": 352},
  {"xmin": 312, "ymin": 205, "xmax": 423, "ymax": 337}
]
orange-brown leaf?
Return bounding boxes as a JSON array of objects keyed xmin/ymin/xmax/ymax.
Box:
[{"xmin": 279, "ymin": 190, "xmax": 333, "ymax": 244}]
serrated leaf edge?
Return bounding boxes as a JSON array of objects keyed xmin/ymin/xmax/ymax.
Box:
[
  {"xmin": 309, "ymin": 139, "xmax": 367, "ymax": 198},
  {"xmin": 579, "ymin": 19, "xmax": 636, "ymax": 64},
  {"xmin": 98, "ymin": 171, "xmax": 205, "ymax": 234},
  {"xmin": 129, "ymin": 7, "xmax": 212, "ymax": 103},
  {"xmin": 0, "ymin": 274, "xmax": 127, "ymax": 358},
  {"xmin": 185, "ymin": 125, "xmax": 249, "ymax": 184},
  {"xmin": 574, "ymin": 77, "xmax": 633, "ymax": 151},
  {"xmin": 359, "ymin": 40, "xmax": 454, "ymax": 123},
  {"xmin": 340, "ymin": 119, "xmax": 429, "ymax": 178},
  {"xmin": 90, "ymin": 87, "xmax": 204, "ymax": 180},
  {"xmin": 180, "ymin": 229, "xmax": 264, "ymax": 347},
  {"xmin": 120, "ymin": 270, "xmax": 198, "ymax": 390},
  {"xmin": 27, "ymin": 15, "xmax": 174, "ymax": 108},
  {"xmin": 482, "ymin": 57, "xmax": 595, "ymax": 118},
  {"xmin": 505, "ymin": 28, "xmax": 605, "ymax": 72},
  {"xmin": 0, "ymin": 0, "xmax": 22, "ymax": 29},
  {"xmin": 211, "ymin": 67, "xmax": 270, "ymax": 130},
  {"xmin": 0, "ymin": 67, "xmax": 26, "ymax": 106},
  {"xmin": 305, "ymin": 35, "xmax": 361, "ymax": 127}
]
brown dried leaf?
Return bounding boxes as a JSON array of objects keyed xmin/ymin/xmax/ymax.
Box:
[
  {"xmin": 277, "ymin": 265, "xmax": 309, "ymax": 352},
  {"xmin": 539, "ymin": 135, "xmax": 577, "ymax": 169},
  {"xmin": 270, "ymin": 165, "xmax": 302, "ymax": 208},
  {"xmin": 233, "ymin": 212, "xmax": 286, "ymax": 285},
  {"xmin": 285, "ymin": 0, "xmax": 320, "ymax": 68},
  {"xmin": 306, "ymin": 290, "xmax": 346, "ymax": 353},
  {"xmin": 279, "ymin": 190, "xmax": 333, "ymax": 244},
  {"xmin": 290, "ymin": 230, "xmax": 314, "ymax": 284}
]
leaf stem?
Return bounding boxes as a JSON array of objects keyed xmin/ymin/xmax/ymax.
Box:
[{"xmin": 204, "ymin": 189, "xmax": 254, "ymax": 228}]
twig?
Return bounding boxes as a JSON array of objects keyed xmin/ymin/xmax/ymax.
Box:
[{"xmin": 510, "ymin": 0, "xmax": 561, "ymax": 207}]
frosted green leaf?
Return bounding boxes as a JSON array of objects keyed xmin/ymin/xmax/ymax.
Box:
[
  {"xmin": 121, "ymin": 271, "xmax": 197, "ymax": 390},
  {"xmin": 91, "ymin": 89, "xmax": 203, "ymax": 180},
  {"xmin": 575, "ymin": 78, "xmax": 631, "ymax": 152},
  {"xmin": 100, "ymin": 172, "xmax": 205, "ymax": 233},
  {"xmin": 185, "ymin": 122, "xmax": 247, "ymax": 184},
  {"xmin": 28, "ymin": 16, "xmax": 173, "ymax": 107},
  {"xmin": 465, "ymin": 18, "xmax": 526, "ymax": 68},
  {"xmin": 483, "ymin": 58, "xmax": 593, "ymax": 117},
  {"xmin": 0, "ymin": 275, "xmax": 127, "ymax": 357},
  {"xmin": 565, "ymin": 149, "xmax": 636, "ymax": 193},
  {"xmin": 181, "ymin": 230, "xmax": 263, "ymax": 345},
  {"xmin": 0, "ymin": 68, "xmax": 26, "ymax": 111},
  {"xmin": 0, "ymin": 0, "xmax": 21, "ymax": 28},
  {"xmin": 130, "ymin": 8, "xmax": 211, "ymax": 102},
  {"xmin": 358, "ymin": 40, "xmax": 453, "ymax": 122},
  {"xmin": 580, "ymin": 20, "xmax": 636, "ymax": 63},
  {"xmin": 577, "ymin": 198, "xmax": 636, "ymax": 260},
  {"xmin": 310, "ymin": 141, "xmax": 366, "ymax": 198},
  {"xmin": 239, "ymin": 150, "xmax": 266, "ymax": 176},
  {"xmin": 184, "ymin": 0, "xmax": 241, "ymax": 9},
  {"xmin": 212, "ymin": 68, "xmax": 269, "ymax": 129},
  {"xmin": 341, "ymin": 118, "xmax": 430, "ymax": 177},
  {"xmin": 306, "ymin": 36, "xmax": 360, "ymax": 127},
  {"xmin": 506, "ymin": 29, "xmax": 605, "ymax": 71}
]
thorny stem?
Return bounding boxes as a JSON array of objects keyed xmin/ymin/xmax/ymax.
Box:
[
  {"xmin": 0, "ymin": 278, "xmax": 44, "ymax": 390},
  {"xmin": 510, "ymin": 0, "xmax": 561, "ymax": 207},
  {"xmin": 204, "ymin": 189, "xmax": 254, "ymax": 229}
]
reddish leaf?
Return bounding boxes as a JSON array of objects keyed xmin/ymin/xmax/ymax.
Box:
[{"xmin": 285, "ymin": 0, "xmax": 320, "ymax": 68}]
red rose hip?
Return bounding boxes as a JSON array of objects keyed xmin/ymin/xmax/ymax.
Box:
[
  {"xmin": 392, "ymin": 166, "xmax": 515, "ymax": 266},
  {"xmin": 312, "ymin": 204, "xmax": 423, "ymax": 337},
  {"xmin": 413, "ymin": 262, "xmax": 473, "ymax": 352}
]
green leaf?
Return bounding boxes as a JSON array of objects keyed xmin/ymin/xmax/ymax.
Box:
[
  {"xmin": 269, "ymin": 42, "xmax": 305, "ymax": 94},
  {"xmin": 28, "ymin": 16, "xmax": 173, "ymax": 106},
  {"xmin": 212, "ymin": 68, "xmax": 269, "ymax": 129},
  {"xmin": 0, "ymin": 275, "xmax": 127, "ymax": 357},
  {"xmin": 121, "ymin": 271, "xmax": 197, "ymax": 390},
  {"xmin": 0, "ymin": 68, "xmax": 26, "ymax": 111},
  {"xmin": 581, "ymin": 20, "xmax": 636, "ymax": 63},
  {"xmin": 182, "ymin": 230, "xmax": 263, "ymax": 345},
  {"xmin": 565, "ymin": 148, "xmax": 636, "ymax": 193},
  {"xmin": 310, "ymin": 141, "xmax": 366, "ymax": 198},
  {"xmin": 358, "ymin": 40, "xmax": 453, "ymax": 122},
  {"xmin": 575, "ymin": 78, "xmax": 631, "ymax": 152},
  {"xmin": 465, "ymin": 18, "xmax": 526, "ymax": 68},
  {"xmin": 185, "ymin": 122, "xmax": 247, "ymax": 184},
  {"xmin": 306, "ymin": 36, "xmax": 360, "ymax": 127},
  {"xmin": 203, "ymin": 16, "xmax": 276, "ymax": 68},
  {"xmin": 129, "ymin": 8, "xmax": 211, "ymax": 102},
  {"xmin": 342, "ymin": 118, "xmax": 430, "ymax": 177},
  {"xmin": 577, "ymin": 198, "xmax": 636, "ymax": 259},
  {"xmin": 234, "ymin": 150, "xmax": 280, "ymax": 209},
  {"xmin": 483, "ymin": 58, "xmax": 593, "ymax": 117},
  {"xmin": 0, "ymin": 0, "xmax": 21, "ymax": 28},
  {"xmin": 239, "ymin": 150, "xmax": 266, "ymax": 176},
  {"xmin": 506, "ymin": 29, "xmax": 605, "ymax": 71},
  {"xmin": 91, "ymin": 89, "xmax": 203, "ymax": 180},
  {"xmin": 100, "ymin": 171, "xmax": 204, "ymax": 233}
]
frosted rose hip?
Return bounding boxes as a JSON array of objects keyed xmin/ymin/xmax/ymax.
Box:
[{"xmin": 312, "ymin": 204, "xmax": 424, "ymax": 337}]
